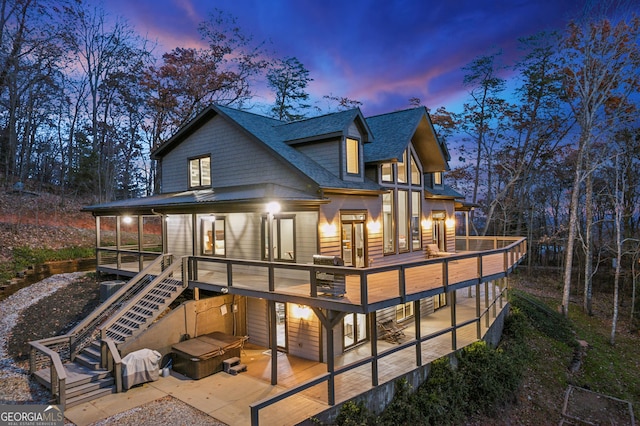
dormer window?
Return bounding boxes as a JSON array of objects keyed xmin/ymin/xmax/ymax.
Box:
[
  {"xmin": 189, "ymin": 155, "xmax": 211, "ymax": 188},
  {"xmin": 346, "ymin": 138, "xmax": 360, "ymax": 175},
  {"xmin": 433, "ymin": 171, "xmax": 442, "ymax": 186}
]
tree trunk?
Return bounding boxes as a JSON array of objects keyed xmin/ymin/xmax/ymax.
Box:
[{"xmin": 584, "ymin": 168, "xmax": 593, "ymax": 315}]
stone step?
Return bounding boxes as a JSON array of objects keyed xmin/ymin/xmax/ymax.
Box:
[{"xmin": 228, "ymin": 364, "xmax": 247, "ymax": 376}]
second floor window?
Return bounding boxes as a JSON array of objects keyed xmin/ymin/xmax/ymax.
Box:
[
  {"xmin": 433, "ymin": 171, "xmax": 442, "ymax": 186},
  {"xmin": 189, "ymin": 156, "xmax": 211, "ymax": 188},
  {"xmin": 346, "ymin": 138, "xmax": 360, "ymax": 175}
]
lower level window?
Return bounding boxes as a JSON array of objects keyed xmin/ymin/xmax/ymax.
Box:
[{"xmin": 396, "ymin": 302, "xmax": 414, "ymax": 322}]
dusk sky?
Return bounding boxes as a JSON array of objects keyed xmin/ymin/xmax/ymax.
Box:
[{"xmin": 97, "ymin": 0, "xmax": 605, "ymax": 116}]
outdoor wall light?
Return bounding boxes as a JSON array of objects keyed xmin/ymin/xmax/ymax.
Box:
[
  {"xmin": 367, "ymin": 220, "xmax": 381, "ymax": 233},
  {"xmin": 292, "ymin": 304, "xmax": 312, "ymax": 321},
  {"xmin": 206, "ymin": 214, "xmax": 216, "ymax": 222},
  {"xmin": 445, "ymin": 218, "xmax": 455, "ymax": 228},
  {"xmin": 122, "ymin": 216, "xmax": 133, "ymax": 224},
  {"xmin": 266, "ymin": 201, "xmax": 281, "ymax": 215},
  {"xmin": 422, "ymin": 219, "xmax": 432, "ymax": 229},
  {"xmin": 321, "ymin": 222, "xmax": 337, "ymax": 236}
]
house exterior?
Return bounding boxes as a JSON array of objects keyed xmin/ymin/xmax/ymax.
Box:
[
  {"xmin": 83, "ymin": 104, "xmax": 469, "ymax": 353},
  {"xmin": 56, "ymin": 104, "xmax": 526, "ymax": 419}
]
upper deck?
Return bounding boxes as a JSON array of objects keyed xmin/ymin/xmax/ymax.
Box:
[{"xmin": 96, "ymin": 236, "xmax": 526, "ymax": 313}]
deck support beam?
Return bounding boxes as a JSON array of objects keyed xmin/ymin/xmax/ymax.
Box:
[
  {"xmin": 414, "ymin": 300, "xmax": 422, "ymax": 366},
  {"xmin": 369, "ymin": 311, "xmax": 379, "ymax": 387}
]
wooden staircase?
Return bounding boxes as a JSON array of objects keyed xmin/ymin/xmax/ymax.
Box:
[
  {"xmin": 33, "ymin": 342, "xmax": 115, "ymax": 407},
  {"xmin": 29, "ymin": 255, "xmax": 186, "ymax": 408}
]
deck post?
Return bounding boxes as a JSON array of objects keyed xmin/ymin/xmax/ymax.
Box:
[
  {"xmin": 138, "ymin": 215, "xmax": 144, "ymax": 271},
  {"xmin": 414, "ymin": 300, "xmax": 422, "ymax": 366},
  {"xmin": 475, "ymin": 283, "xmax": 481, "ymax": 339},
  {"xmin": 484, "ymin": 281, "xmax": 490, "ymax": 328},
  {"xmin": 326, "ymin": 312, "xmax": 336, "ymax": 406},
  {"xmin": 269, "ymin": 300, "xmax": 277, "ymax": 385},
  {"xmin": 369, "ymin": 311, "xmax": 378, "ymax": 387},
  {"xmin": 450, "ymin": 290, "xmax": 457, "ymax": 350}
]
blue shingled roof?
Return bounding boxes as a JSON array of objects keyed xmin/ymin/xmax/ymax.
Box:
[
  {"xmin": 215, "ymin": 105, "xmax": 382, "ymax": 192},
  {"xmin": 364, "ymin": 107, "xmax": 427, "ymax": 163},
  {"xmin": 275, "ymin": 109, "xmax": 369, "ymax": 143}
]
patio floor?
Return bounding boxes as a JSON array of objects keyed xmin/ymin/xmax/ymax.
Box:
[{"xmin": 64, "ymin": 285, "xmax": 506, "ymax": 426}]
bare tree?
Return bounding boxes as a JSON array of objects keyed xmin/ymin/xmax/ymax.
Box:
[{"xmin": 559, "ymin": 14, "xmax": 640, "ymax": 317}]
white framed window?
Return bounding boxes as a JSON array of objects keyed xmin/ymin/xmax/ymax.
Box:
[
  {"xmin": 346, "ymin": 138, "xmax": 360, "ymax": 175},
  {"xmin": 433, "ymin": 171, "xmax": 442, "ymax": 186},
  {"xmin": 189, "ymin": 156, "xmax": 211, "ymax": 188}
]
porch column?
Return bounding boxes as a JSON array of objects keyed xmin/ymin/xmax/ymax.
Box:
[
  {"xmin": 475, "ymin": 283, "xmax": 481, "ymax": 339},
  {"xmin": 484, "ymin": 281, "xmax": 490, "ymax": 328},
  {"xmin": 368, "ymin": 311, "xmax": 378, "ymax": 387},
  {"xmin": 269, "ymin": 300, "xmax": 277, "ymax": 385},
  {"xmin": 414, "ymin": 300, "xmax": 422, "ymax": 366},
  {"xmin": 138, "ymin": 215, "xmax": 144, "ymax": 271},
  {"xmin": 116, "ymin": 216, "xmax": 122, "ymax": 270},
  {"xmin": 326, "ymin": 313, "xmax": 336, "ymax": 406},
  {"xmin": 450, "ymin": 290, "xmax": 457, "ymax": 351},
  {"xmin": 95, "ymin": 216, "xmax": 101, "ymax": 267}
]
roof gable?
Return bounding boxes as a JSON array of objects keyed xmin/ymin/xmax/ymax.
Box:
[{"xmin": 364, "ymin": 107, "xmax": 449, "ymax": 172}]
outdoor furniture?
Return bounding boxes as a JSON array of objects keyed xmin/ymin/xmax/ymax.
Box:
[
  {"xmin": 426, "ymin": 243, "xmax": 452, "ymax": 258},
  {"xmin": 377, "ymin": 320, "xmax": 406, "ymax": 344}
]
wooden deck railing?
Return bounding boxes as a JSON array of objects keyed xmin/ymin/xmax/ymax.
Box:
[
  {"xmin": 28, "ymin": 337, "xmax": 68, "ymax": 406},
  {"xmin": 186, "ymin": 236, "xmax": 526, "ymax": 312}
]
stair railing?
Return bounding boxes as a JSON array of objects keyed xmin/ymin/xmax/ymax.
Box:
[
  {"xmin": 68, "ymin": 253, "xmax": 174, "ymax": 360},
  {"xmin": 99, "ymin": 257, "xmax": 185, "ymax": 343}
]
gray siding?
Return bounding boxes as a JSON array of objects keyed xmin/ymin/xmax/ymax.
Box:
[
  {"xmin": 247, "ymin": 298, "xmax": 269, "ymax": 347},
  {"xmin": 166, "ymin": 214, "xmax": 193, "ymax": 256},
  {"xmin": 296, "ymin": 139, "xmax": 340, "ymax": 178},
  {"xmin": 161, "ymin": 116, "xmax": 311, "ymax": 193},
  {"xmin": 286, "ymin": 304, "xmax": 321, "ymax": 361}
]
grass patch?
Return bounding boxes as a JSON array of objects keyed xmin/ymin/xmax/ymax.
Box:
[{"xmin": 570, "ymin": 307, "xmax": 640, "ymax": 420}]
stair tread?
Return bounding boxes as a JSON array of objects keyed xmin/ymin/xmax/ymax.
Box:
[
  {"xmin": 66, "ymin": 386, "xmax": 115, "ymax": 408},
  {"xmin": 66, "ymin": 377, "xmax": 114, "ymax": 398}
]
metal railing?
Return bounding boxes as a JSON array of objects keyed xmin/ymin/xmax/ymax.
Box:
[
  {"xmin": 249, "ymin": 281, "xmax": 510, "ymax": 425},
  {"xmin": 27, "ymin": 254, "xmax": 174, "ymax": 405},
  {"xmin": 186, "ymin": 237, "xmax": 526, "ymax": 313}
]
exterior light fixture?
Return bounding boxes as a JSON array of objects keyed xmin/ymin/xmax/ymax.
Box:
[
  {"xmin": 122, "ymin": 216, "xmax": 133, "ymax": 224},
  {"xmin": 422, "ymin": 219, "xmax": 432, "ymax": 229},
  {"xmin": 322, "ymin": 222, "xmax": 337, "ymax": 236},
  {"xmin": 367, "ymin": 220, "xmax": 381, "ymax": 233},
  {"xmin": 292, "ymin": 304, "xmax": 312, "ymax": 321},
  {"xmin": 266, "ymin": 201, "xmax": 281, "ymax": 215},
  {"xmin": 445, "ymin": 217, "xmax": 455, "ymax": 228}
]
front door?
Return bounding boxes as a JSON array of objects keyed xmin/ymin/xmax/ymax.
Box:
[
  {"xmin": 341, "ymin": 213, "xmax": 366, "ymax": 267},
  {"xmin": 432, "ymin": 211, "xmax": 446, "ymax": 251}
]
